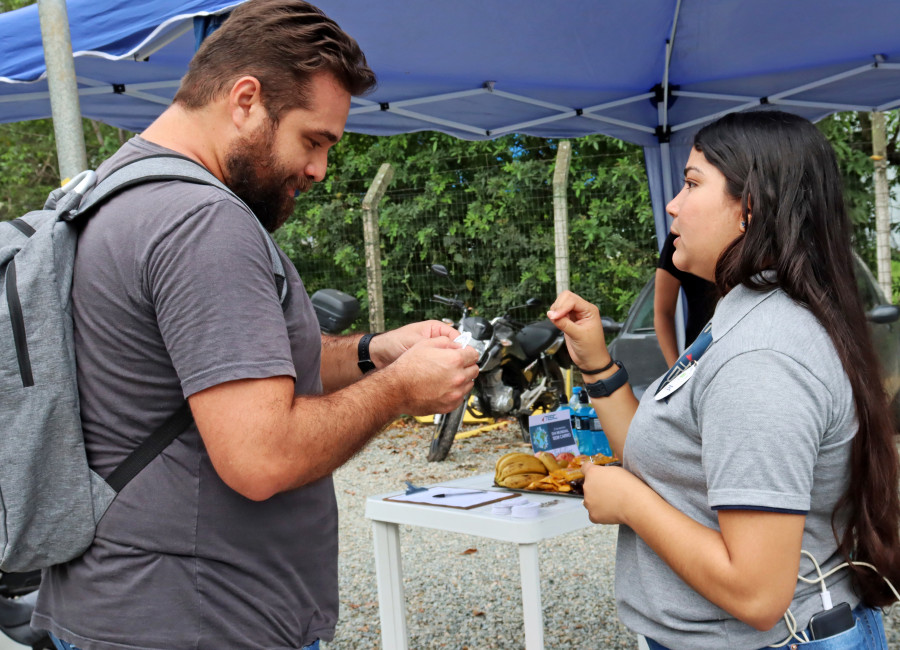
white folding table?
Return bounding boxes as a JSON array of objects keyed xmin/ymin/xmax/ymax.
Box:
[{"xmin": 364, "ymin": 472, "xmax": 594, "ymax": 650}]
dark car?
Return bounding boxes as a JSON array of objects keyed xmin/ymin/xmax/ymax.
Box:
[{"xmin": 607, "ymin": 256, "xmax": 900, "ymax": 417}]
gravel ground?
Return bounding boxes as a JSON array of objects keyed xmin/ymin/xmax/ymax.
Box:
[{"xmin": 323, "ymin": 419, "xmax": 900, "ymax": 650}]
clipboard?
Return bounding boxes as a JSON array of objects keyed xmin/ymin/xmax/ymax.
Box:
[{"xmin": 383, "ymin": 486, "xmax": 518, "ymax": 510}]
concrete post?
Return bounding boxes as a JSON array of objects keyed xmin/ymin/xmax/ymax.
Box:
[
  {"xmin": 552, "ymin": 141, "xmax": 572, "ymax": 295},
  {"xmin": 38, "ymin": 0, "xmax": 87, "ymax": 182},
  {"xmin": 362, "ymin": 163, "xmax": 394, "ymax": 332},
  {"xmin": 871, "ymin": 111, "xmax": 892, "ymax": 301}
]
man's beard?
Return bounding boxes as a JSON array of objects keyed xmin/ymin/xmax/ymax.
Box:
[{"xmin": 224, "ymin": 121, "xmax": 311, "ymax": 232}]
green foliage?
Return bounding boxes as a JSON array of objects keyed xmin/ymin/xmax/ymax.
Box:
[
  {"xmin": 0, "ymin": 119, "xmax": 58, "ymax": 219},
  {"xmin": 276, "ymin": 132, "xmax": 655, "ymax": 330},
  {"xmin": 0, "ymin": 0, "xmax": 33, "ymax": 12},
  {"xmin": 816, "ymin": 111, "xmax": 900, "ymax": 270},
  {"xmin": 0, "ymin": 119, "xmax": 131, "ymax": 220}
]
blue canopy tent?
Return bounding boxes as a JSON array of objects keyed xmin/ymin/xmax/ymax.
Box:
[{"xmin": 2, "ymin": 0, "xmax": 900, "ymax": 242}]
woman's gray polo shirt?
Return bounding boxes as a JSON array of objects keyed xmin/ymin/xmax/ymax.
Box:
[{"xmin": 616, "ymin": 283, "xmax": 859, "ymax": 649}]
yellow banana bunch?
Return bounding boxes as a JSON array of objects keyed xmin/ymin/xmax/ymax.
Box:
[
  {"xmin": 535, "ymin": 451, "xmax": 563, "ymax": 472},
  {"xmin": 498, "ymin": 472, "xmax": 547, "ymax": 489},
  {"xmin": 494, "ymin": 452, "xmax": 548, "ymax": 488}
]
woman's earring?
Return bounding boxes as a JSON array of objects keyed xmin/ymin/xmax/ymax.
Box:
[{"xmin": 740, "ymin": 221, "xmax": 747, "ymax": 232}]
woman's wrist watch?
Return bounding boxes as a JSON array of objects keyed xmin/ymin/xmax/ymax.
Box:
[{"xmin": 583, "ymin": 361, "xmax": 628, "ymax": 398}]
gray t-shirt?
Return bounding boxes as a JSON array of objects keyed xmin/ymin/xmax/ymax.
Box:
[
  {"xmin": 33, "ymin": 138, "xmax": 337, "ymax": 650},
  {"xmin": 616, "ymin": 283, "xmax": 858, "ymax": 649}
]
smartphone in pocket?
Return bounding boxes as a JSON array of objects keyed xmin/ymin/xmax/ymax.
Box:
[{"xmin": 808, "ymin": 602, "xmax": 854, "ymax": 640}]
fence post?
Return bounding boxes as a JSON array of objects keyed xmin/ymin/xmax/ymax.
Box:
[
  {"xmin": 552, "ymin": 141, "xmax": 572, "ymax": 295},
  {"xmin": 362, "ymin": 163, "xmax": 394, "ymax": 332},
  {"xmin": 871, "ymin": 111, "xmax": 892, "ymax": 301}
]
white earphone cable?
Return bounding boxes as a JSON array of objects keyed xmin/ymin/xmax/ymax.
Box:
[{"xmin": 768, "ymin": 551, "xmax": 898, "ymax": 648}]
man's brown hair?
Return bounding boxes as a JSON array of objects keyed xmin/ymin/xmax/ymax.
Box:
[{"xmin": 173, "ymin": 0, "xmax": 375, "ymax": 123}]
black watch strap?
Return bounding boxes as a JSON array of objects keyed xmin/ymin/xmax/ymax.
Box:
[
  {"xmin": 583, "ymin": 361, "xmax": 628, "ymax": 398},
  {"xmin": 357, "ymin": 333, "xmax": 380, "ymax": 373}
]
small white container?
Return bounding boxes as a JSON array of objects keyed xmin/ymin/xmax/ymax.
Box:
[
  {"xmin": 492, "ymin": 496, "xmax": 530, "ymax": 515},
  {"xmin": 511, "ymin": 502, "xmax": 540, "ymax": 518}
]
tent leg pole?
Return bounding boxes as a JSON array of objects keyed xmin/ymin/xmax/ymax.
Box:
[
  {"xmin": 552, "ymin": 141, "xmax": 574, "ymax": 399},
  {"xmin": 38, "ymin": 0, "xmax": 88, "ymax": 182}
]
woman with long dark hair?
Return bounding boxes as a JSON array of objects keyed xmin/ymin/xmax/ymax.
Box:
[{"xmin": 549, "ymin": 110, "xmax": 900, "ymax": 648}]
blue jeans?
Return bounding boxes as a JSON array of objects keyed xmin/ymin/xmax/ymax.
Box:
[
  {"xmin": 645, "ymin": 604, "xmax": 887, "ymax": 649},
  {"xmin": 51, "ymin": 633, "xmax": 321, "ymax": 650}
]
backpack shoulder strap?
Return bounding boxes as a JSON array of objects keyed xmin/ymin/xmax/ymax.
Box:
[
  {"xmin": 105, "ymin": 402, "xmax": 194, "ymax": 493},
  {"xmin": 82, "ymin": 155, "xmax": 291, "ymax": 492},
  {"xmin": 74, "ymin": 154, "xmax": 288, "ymax": 304}
]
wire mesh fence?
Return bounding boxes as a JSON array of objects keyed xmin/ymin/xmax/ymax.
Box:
[{"xmin": 279, "ymin": 146, "xmax": 659, "ymax": 333}]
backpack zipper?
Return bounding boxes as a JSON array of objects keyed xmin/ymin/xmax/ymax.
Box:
[{"xmin": 6, "ymin": 259, "xmax": 34, "ymax": 387}]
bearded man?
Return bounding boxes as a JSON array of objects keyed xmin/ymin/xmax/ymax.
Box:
[{"xmin": 32, "ymin": 2, "xmax": 479, "ymax": 649}]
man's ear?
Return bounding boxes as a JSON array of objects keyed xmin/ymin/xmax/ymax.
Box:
[{"xmin": 228, "ymin": 76, "xmax": 265, "ymax": 131}]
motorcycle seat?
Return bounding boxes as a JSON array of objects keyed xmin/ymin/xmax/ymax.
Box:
[{"xmin": 516, "ymin": 320, "xmax": 560, "ymax": 358}]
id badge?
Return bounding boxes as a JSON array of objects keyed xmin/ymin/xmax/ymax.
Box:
[{"xmin": 654, "ymin": 362, "xmax": 697, "ymax": 401}]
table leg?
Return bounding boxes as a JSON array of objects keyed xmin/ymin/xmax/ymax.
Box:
[
  {"xmin": 371, "ymin": 520, "xmax": 408, "ymax": 650},
  {"xmin": 518, "ymin": 542, "xmax": 544, "ymax": 650}
]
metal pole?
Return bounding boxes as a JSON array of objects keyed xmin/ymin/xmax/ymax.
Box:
[
  {"xmin": 38, "ymin": 0, "xmax": 87, "ymax": 182},
  {"xmin": 552, "ymin": 140, "xmax": 572, "ymax": 295},
  {"xmin": 361, "ymin": 163, "xmax": 394, "ymax": 332},
  {"xmin": 551, "ymin": 141, "xmax": 574, "ymax": 397},
  {"xmin": 871, "ymin": 111, "xmax": 892, "ymax": 300}
]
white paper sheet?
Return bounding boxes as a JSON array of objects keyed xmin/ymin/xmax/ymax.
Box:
[{"xmin": 384, "ymin": 486, "xmax": 516, "ymax": 509}]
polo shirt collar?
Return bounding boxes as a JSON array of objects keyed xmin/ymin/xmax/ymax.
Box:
[{"xmin": 710, "ymin": 272, "xmax": 780, "ymax": 342}]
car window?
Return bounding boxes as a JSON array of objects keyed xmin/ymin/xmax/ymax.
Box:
[
  {"xmin": 853, "ymin": 256, "xmax": 885, "ymax": 311},
  {"xmin": 630, "ymin": 282, "xmax": 656, "ymax": 333}
]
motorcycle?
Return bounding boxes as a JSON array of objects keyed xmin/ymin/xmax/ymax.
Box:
[
  {"xmin": 427, "ymin": 264, "xmax": 572, "ymax": 462},
  {"xmin": 0, "ymin": 570, "xmax": 50, "ymax": 649},
  {"xmin": 0, "ymin": 289, "xmax": 361, "ymax": 650}
]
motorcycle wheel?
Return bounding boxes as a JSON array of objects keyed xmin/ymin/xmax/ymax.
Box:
[
  {"xmin": 427, "ymin": 399, "xmax": 466, "ymax": 462},
  {"xmin": 515, "ymin": 363, "xmax": 565, "ymax": 444}
]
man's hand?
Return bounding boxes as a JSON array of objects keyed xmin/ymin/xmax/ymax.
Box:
[
  {"xmin": 546, "ymin": 291, "xmax": 611, "ymax": 371},
  {"xmin": 370, "ymin": 320, "xmax": 460, "ymax": 369},
  {"xmin": 383, "ymin": 336, "xmax": 479, "ymax": 415}
]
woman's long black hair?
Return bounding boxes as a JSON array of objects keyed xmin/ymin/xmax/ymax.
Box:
[{"xmin": 695, "ymin": 109, "xmax": 900, "ymax": 607}]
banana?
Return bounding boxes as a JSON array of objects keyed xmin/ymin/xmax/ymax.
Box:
[
  {"xmin": 497, "ymin": 457, "xmax": 548, "ymax": 482},
  {"xmin": 494, "ymin": 452, "xmax": 536, "ymax": 479},
  {"xmin": 495, "ymin": 452, "xmax": 526, "ymax": 472},
  {"xmin": 498, "ymin": 472, "xmax": 547, "ymax": 489},
  {"xmin": 496, "ymin": 452, "xmax": 532, "ymax": 469},
  {"xmin": 535, "ymin": 451, "xmax": 562, "ymax": 473}
]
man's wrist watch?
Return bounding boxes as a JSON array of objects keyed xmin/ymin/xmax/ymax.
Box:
[
  {"xmin": 357, "ymin": 333, "xmax": 380, "ymax": 373},
  {"xmin": 583, "ymin": 361, "xmax": 628, "ymax": 398}
]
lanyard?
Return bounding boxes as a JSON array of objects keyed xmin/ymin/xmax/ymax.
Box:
[{"xmin": 654, "ymin": 320, "xmax": 713, "ymax": 400}]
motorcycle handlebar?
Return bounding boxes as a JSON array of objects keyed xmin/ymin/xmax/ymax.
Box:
[{"xmin": 432, "ymin": 294, "xmax": 466, "ymax": 310}]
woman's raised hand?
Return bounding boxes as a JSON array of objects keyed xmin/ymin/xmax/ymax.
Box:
[{"xmin": 547, "ymin": 291, "xmax": 611, "ymax": 371}]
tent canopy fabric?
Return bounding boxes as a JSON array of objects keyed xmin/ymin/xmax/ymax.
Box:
[{"xmin": 2, "ymin": 0, "xmax": 899, "ymax": 239}]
